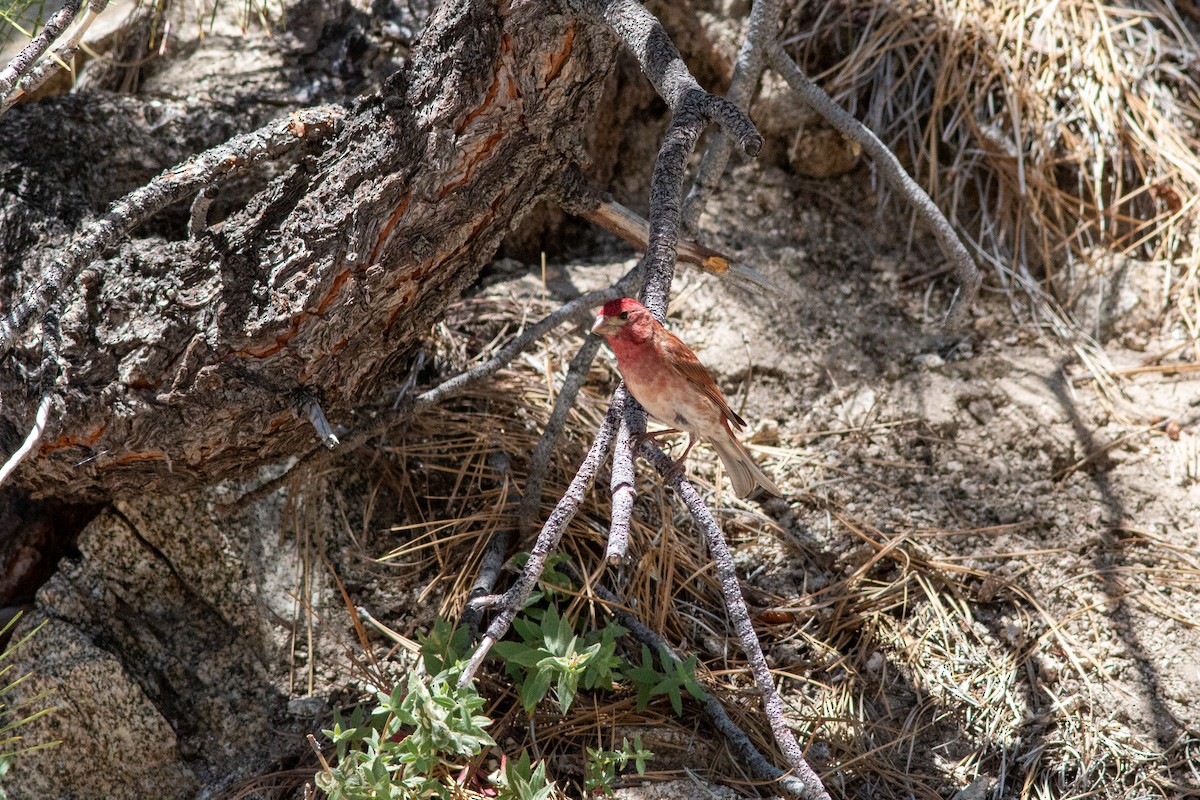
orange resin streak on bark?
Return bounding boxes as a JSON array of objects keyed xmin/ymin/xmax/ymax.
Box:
[
  {"xmin": 368, "ymin": 192, "xmax": 412, "ymax": 267},
  {"xmin": 458, "ymin": 52, "xmax": 506, "ymax": 133},
  {"xmin": 315, "ymin": 268, "xmax": 352, "ymax": 316},
  {"xmin": 38, "ymin": 424, "xmax": 108, "ymax": 454},
  {"xmin": 543, "ymin": 22, "xmax": 575, "ymax": 84},
  {"xmin": 438, "ymin": 131, "xmax": 506, "ymax": 199},
  {"xmin": 236, "ymin": 316, "xmax": 302, "ymax": 359}
]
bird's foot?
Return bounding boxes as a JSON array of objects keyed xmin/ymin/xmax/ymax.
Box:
[{"xmin": 642, "ymin": 428, "xmax": 681, "ymax": 444}]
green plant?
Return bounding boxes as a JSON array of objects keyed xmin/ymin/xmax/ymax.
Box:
[
  {"xmin": 623, "ymin": 644, "xmax": 704, "ymax": 716},
  {"xmin": 489, "ymin": 751, "xmax": 558, "ymax": 800},
  {"xmin": 416, "ymin": 616, "xmax": 471, "ymax": 675},
  {"xmin": 492, "ymin": 604, "xmax": 625, "ymax": 714},
  {"xmin": 584, "ymin": 736, "xmax": 653, "ymax": 794},
  {"xmin": 314, "ymin": 668, "xmax": 493, "ymax": 800}
]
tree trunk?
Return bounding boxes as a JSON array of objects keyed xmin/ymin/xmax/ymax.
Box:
[{"xmin": 0, "ymin": 0, "xmax": 616, "ymax": 501}]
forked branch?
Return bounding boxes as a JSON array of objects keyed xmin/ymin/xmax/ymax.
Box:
[{"xmin": 459, "ymin": 2, "xmax": 831, "ymax": 798}]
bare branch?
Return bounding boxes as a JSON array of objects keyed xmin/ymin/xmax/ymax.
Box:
[
  {"xmin": 458, "ymin": 399, "xmax": 624, "ymax": 687},
  {"xmin": 570, "ymin": 0, "xmax": 760, "ymax": 156},
  {"xmin": 641, "ymin": 443, "xmax": 831, "ymax": 800},
  {"xmin": 606, "ymin": 388, "xmax": 643, "ymax": 564},
  {"xmin": 228, "ymin": 281, "xmax": 628, "ymax": 507},
  {"xmin": 0, "ymin": 0, "xmax": 111, "ymax": 115},
  {"xmin": 560, "ymin": 164, "xmax": 773, "ymax": 291},
  {"xmin": 461, "ymin": 451, "xmax": 517, "ymax": 637},
  {"xmin": 0, "ymin": 0, "xmax": 82, "ymax": 101},
  {"xmin": 454, "ymin": 8, "xmax": 827, "ymax": 798},
  {"xmin": 591, "ymin": 579, "xmax": 823, "ymax": 800},
  {"xmin": 768, "ymin": 45, "xmax": 980, "ymax": 329},
  {"xmin": 412, "ymin": 284, "xmax": 623, "ymax": 414},
  {"xmin": 0, "ymin": 105, "xmax": 347, "ymax": 360},
  {"xmin": 0, "ymin": 394, "xmax": 52, "ymax": 487},
  {"xmin": 517, "ymin": 335, "xmax": 606, "ymax": 537},
  {"xmin": 683, "ymin": 0, "xmax": 782, "ymax": 230}
]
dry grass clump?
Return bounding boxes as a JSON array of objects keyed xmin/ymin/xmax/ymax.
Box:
[
  {"xmin": 783, "ymin": 0, "xmax": 1200, "ymax": 356},
  {"xmin": 319, "ymin": 292, "xmax": 1200, "ymax": 798}
]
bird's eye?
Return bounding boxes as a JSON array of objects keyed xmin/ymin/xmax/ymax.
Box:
[{"xmin": 618, "ymin": 311, "xmax": 629, "ymax": 320}]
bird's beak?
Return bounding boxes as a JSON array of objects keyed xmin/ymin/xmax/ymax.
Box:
[{"xmin": 591, "ymin": 314, "xmax": 621, "ymax": 336}]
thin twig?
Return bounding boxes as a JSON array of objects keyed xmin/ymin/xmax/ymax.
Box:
[
  {"xmin": 0, "ymin": 0, "xmax": 82, "ymax": 100},
  {"xmin": 516, "ymin": 266, "xmax": 637, "ymax": 537},
  {"xmin": 0, "ymin": 105, "xmax": 347, "ymax": 359},
  {"xmin": 0, "ymin": 0, "xmax": 111, "ymax": 115},
  {"xmin": 641, "ymin": 443, "xmax": 831, "ymax": 800},
  {"xmin": 412, "ymin": 286, "xmax": 622, "ymax": 414},
  {"xmin": 768, "ymin": 45, "xmax": 980, "ymax": 329},
  {"xmin": 457, "ymin": 399, "xmax": 624, "ymax": 687},
  {"xmin": 606, "ymin": 388, "xmax": 643, "ymax": 564},
  {"xmin": 683, "ymin": 0, "xmax": 782, "ymax": 231},
  {"xmin": 0, "ymin": 394, "xmax": 52, "ymax": 486},
  {"xmin": 517, "ymin": 334, "xmax": 606, "ymax": 537},
  {"xmin": 591, "ymin": 579, "xmax": 823, "ymax": 799},
  {"xmin": 462, "ymin": 451, "xmax": 518, "ymax": 637},
  {"xmin": 561, "ymin": 165, "xmax": 773, "ymax": 291},
  {"xmin": 229, "ymin": 283, "xmax": 627, "ymax": 507}
]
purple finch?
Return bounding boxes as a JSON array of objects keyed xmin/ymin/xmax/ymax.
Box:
[{"xmin": 592, "ymin": 298, "xmax": 781, "ymax": 498}]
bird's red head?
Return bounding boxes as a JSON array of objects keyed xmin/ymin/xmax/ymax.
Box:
[{"xmin": 592, "ymin": 297, "xmax": 652, "ymax": 339}]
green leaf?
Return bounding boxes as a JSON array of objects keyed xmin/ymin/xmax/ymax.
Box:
[
  {"xmin": 623, "ymin": 645, "xmax": 661, "ymax": 711},
  {"xmin": 521, "ymin": 667, "xmax": 555, "ymax": 713}
]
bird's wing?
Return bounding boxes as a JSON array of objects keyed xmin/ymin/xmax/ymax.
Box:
[{"xmin": 657, "ymin": 327, "xmax": 747, "ymax": 430}]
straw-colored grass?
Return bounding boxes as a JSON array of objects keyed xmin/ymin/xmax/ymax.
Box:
[
  {"xmin": 297, "ymin": 291, "xmax": 1200, "ymax": 799},
  {"xmin": 783, "ymin": 0, "xmax": 1200, "ymax": 364}
]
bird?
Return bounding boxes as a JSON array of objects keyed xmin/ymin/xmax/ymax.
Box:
[{"xmin": 591, "ymin": 297, "xmax": 781, "ymax": 498}]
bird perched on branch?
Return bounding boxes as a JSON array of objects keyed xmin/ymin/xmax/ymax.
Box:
[{"xmin": 592, "ymin": 297, "xmax": 781, "ymax": 499}]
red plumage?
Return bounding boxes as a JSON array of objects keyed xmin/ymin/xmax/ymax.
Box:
[{"xmin": 592, "ymin": 298, "xmax": 781, "ymax": 498}]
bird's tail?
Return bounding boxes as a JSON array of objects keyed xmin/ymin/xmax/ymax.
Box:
[{"xmin": 710, "ymin": 432, "xmax": 782, "ymax": 499}]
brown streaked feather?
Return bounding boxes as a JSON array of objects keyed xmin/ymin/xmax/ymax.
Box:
[{"xmin": 655, "ymin": 326, "xmax": 746, "ymax": 430}]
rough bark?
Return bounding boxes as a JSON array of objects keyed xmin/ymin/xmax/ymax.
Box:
[{"xmin": 0, "ymin": 0, "xmax": 616, "ymax": 501}]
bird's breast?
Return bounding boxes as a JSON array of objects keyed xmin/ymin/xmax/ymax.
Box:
[{"xmin": 615, "ymin": 347, "xmax": 725, "ymax": 438}]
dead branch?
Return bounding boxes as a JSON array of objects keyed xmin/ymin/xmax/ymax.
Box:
[
  {"xmin": 516, "ymin": 335, "xmax": 607, "ymax": 537},
  {"xmin": 590, "ymin": 578, "xmax": 824, "ymax": 798},
  {"xmin": 0, "ymin": 106, "xmax": 346, "ymax": 360},
  {"xmin": 228, "ymin": 281, "xmax": 628, "ymax": 507},
  {"xmin": 461, "ymin": 451, "xmax": 517, "ymax": 637},
  {"xmin": 2, "ymin": 0, "xmax": 620, "ymax": 500},
  {"xmin": 640, "ymin": 444, "xmax": 831, "ymax": 800},
  {"xmin": 0, "ymin": 0, "xmax": 82, "ymax": 101},
  {"xmin": 560, "ymin": 165, "xmax": 773, "ymax": 291},
  {"xmin": 0, "ymin": 395, "xmax": 51, "ymax": 486},
  {"xmin": 0, "ymin": 0, "xmax": 112, "ymax": 115},
  {"xmin": 459, "ymin": 2, "xmax": 831, "ymax": 797},
  {"xmin": 682, "ymin": 0, "xmax": 780, "ymax": 231},
  {"xmin": 605, "ymin": 390, "xmax": 643, "ymax": 564},
  {"xmin": 768, "ymin": 44, "xmax": 980, "ymax": 328},
  {"xmin": 458, "ymin": 398, "xmax": 624, "ymax": 684}
]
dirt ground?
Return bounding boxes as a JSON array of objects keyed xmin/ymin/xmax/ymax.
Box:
[
  {"xmin": 300, "ymin": 151, "xmax": 1200, "ymax": 797},
  {"xmin": 498, "ymin": 156, "xmax": 1200, "ymax": 797},
  {"xmin": 645, "ymin": 160, "xmax": 1200, "ymax": 797}
]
